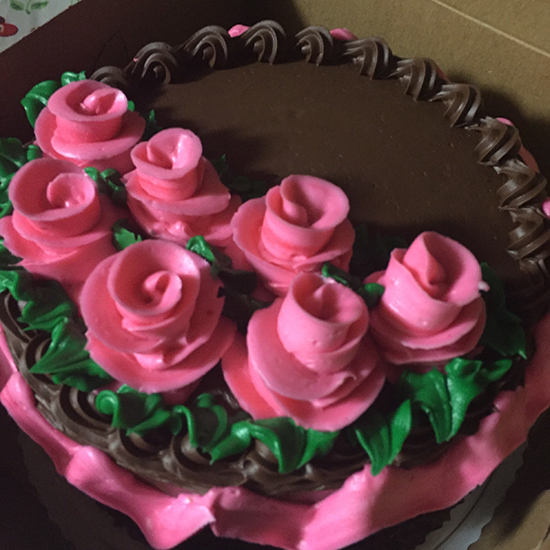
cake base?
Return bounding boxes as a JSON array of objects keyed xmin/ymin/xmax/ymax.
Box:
[{"xmin": 2, "ymin": 310, "xmax": 550, "ymax": 550}]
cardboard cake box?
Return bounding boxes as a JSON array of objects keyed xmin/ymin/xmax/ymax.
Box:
[{"xmin": 1, "ymin": 1, "xmax": 549, "ymax": 549}]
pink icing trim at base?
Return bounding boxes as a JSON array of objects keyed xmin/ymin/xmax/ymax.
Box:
[{"xmin": 2, "ymin": 311, "xmax": 550, "ymax": 550}]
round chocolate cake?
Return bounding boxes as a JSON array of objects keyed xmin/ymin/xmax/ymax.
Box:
[{"xmin": 1, "ymin": 20, "xmax": 549, "ymax": 550}]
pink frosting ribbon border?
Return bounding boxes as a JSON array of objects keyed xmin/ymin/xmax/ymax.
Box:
[{"xmin": 1, "ymin": 311, "xmax": 550, "ymax": 550}]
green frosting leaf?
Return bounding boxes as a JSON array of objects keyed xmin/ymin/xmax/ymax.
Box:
[
  {"xmin": 0, "ymin": 267, "xmax": 30, "ymax": 297},
  {"xmin": 84, "ymin": 167, "xmax": 127, "ymax": 207},
  {"xmin": 0, "ymin": 138, "xmax": 43, "ymax": 216},
  {"xmin": 0, "ymin": 242, "xmax": 22, "ymax": 267},
  {"xmin": 321, "ymin": 262, "xmax": 384, "ymax": 308},
  {"xmin": 211, "ymin": 154, "xmax": 267, "ymax": 202},
  {"xmin": 297, "ymin": 428, "xmax": 340, "ymax": 469},
  {"xmin": 111, "ymin": 219, "xmax": 144, "ymax": 251},
  {"xmin": 0, "ymin": 268, "xmax": 76, "ymax": 332},
  {"xmin": 186, "ymin": 236, "xmax": 269, "ymax": 331},
  {"xmin": 142, "ymin": 110, "xmax": 163, "ymax": 140},
  {"xmin": 30, "ymin": 319, "xmax": 113, "ymax": 391},
  {"xmin": 480, "ymin": 263, "xmax": 526, "ymax": 358},
  {"xmin": 210, "ymin": 416, "xmax": 337, "ymax": 474},
  {"xmin": 60, "ymin": 71, "xmax": 86, "ymax": 86},
  {"xmin": 399, "ymin": 369, "xmax": 452, "ymax": 444},
  {"xmin": 21, "ymin": 71, "xmax": 86, "ymax": 127},
  {"xmin": 351, "ymin": 400, "xmax": 412, "ymax": 475},
  {"xmin": 18, "ymin": 280, "xmax": 77, "ymax": 332},
  {"xmin": 21, "ymin": 80, "xmax": 61, "ymax": 127},
  {"xmin": 95, "ymin": 386, "xmax": 174, "ymax": 436},
  {"xmin": 445, "ymin": 357, "xmax": 512, "ymax": 436}
]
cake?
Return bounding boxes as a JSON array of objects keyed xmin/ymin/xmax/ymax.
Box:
[{"xmin": 1, "ymin": 20, "xmax": 550, "ymax": 550}]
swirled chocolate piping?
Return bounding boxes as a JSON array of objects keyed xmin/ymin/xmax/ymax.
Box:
[
  {"xmin": 0, "ymin": 293, "xmax": 522, "ymax": 497},
  {"xmin": 238, "ymin": 20, "xmax": 287, "ymax": 64},
  {"xmin": 343, "ymin": 37, "xmax": 392, "ymax": 78}
]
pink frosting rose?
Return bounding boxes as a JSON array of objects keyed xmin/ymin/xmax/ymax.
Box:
[
  {"xmin": 34, "ymin": 80, "xmax": 145, "ymax": 174},
  {"xmin": 124, "ymin": 128, "xmax": 241, "ymax": 249},
  {"xmin": 366, "ymin": 232, "xmax": 488, "ymax": 370},
  {"xmin": 0, "ymin": 158, "xmax": 120, "ymax": 287},
  {"xmin": 80, "ymin": 239, "xmax": 236, "ymax": 394},
  {"xmin": 231, "ymin": 175, "xmax": 355, "ymax": 295},
  {"xmin": 222, "ymin": 272, "xmax": 386, "ymax": 431}
]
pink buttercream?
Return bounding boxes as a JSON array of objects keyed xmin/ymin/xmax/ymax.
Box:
[
  {"xmin": 0, "ymin": 158, "xmax": 120, "ymax": 287},
  {"xmin": 367, "ymin": 232, "xmax": 488, "ymax": 370},
  {"xmin": 222, "ymin": 272, "xmax": 386, "ymax": 430},
  {"xmin": 80, "ymin": 240, "xmax": 236, "ymax": 393},
  {"xmin": 329, "ymin": 28, "xmax": 357, "ymax": 40},
  {"xmin": 231, "ymin": 175, "xmax": 355, "ymax": 295},
  {"xmin": 228, "ymin": 24, "xmax": 249, "ymax": 37},
  {"xmin": 34, "ymin": 80, "xmax": 145, "ymax": 174},
  {"xmin": 125, "ymin": 128, "xmax": 241, "ymax": 248},
  {"xmin": 2, "ymin": 310, "xmax": 550, "ymax": 550}
]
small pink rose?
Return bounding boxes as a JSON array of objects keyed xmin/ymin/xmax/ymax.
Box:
[
  {"xmin": 80, "ymin": 240, "xmax": 236, "ymax": 393},
  {"xmin": 0, "ymin": 158, "xmax": 120, "ymax": 287},
  {"xmin": 231, "ymin": 175, "xmax": 355, "ymax": 295},
  {"xmin": 125, "ymin": 128, "xmax": 241, "ymax": 249},
  {"xmin": 222, "ymin": 272, "xmax": 386, "ymax": 431},
  {"xmin": 35, "ymin": 80, "xmax": 145, "ymax": 174},
  {"xmin": 366, "ymin": 232, "xmax": 488, "ymax": 369}
]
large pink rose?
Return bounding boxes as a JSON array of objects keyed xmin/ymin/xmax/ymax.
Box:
[
  {"xmin": 80, "ymin": 240, "xmax": 236, "ymax": 394},
  {"xmin": 0, "ymin": 158, "xmax": 120, "ymax": 287},
  {"xmin": 34, "ymin": 80, "xmax": 145, "ymax": 174},
  {"xmin": 231, "ymin": 175, "xmax": 355, "ymax": 295},
  {"xmin": 366, "ymin": 232, "xmax": 488, "ymax": 369},
  {"xmin": 124, "ymin": 128, "xmax": 241, "ymax": 249},
  {"xmin": 222, "ymin": 272, "xmax": 386, "ymax": 431}
]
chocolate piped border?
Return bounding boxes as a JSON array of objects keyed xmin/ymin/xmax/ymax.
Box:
[
  {"xmin": 91, "ymin": 20, "xmax": 550, "ymax": 321},
  {"xmin": 0, "ymin": 291, "xmax": 518, "ymax": 497}
]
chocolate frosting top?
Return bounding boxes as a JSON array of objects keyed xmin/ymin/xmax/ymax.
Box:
[{"xmin": 92, "ymin": 20, "xmax": 550, "ymax": 320}]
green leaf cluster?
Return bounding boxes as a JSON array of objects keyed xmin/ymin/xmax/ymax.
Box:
[
  {"xmin": 111, "ymin": 219, "xmax": 144, "ymax": 251},
  {"xmin": 0, "ymin": 138, "xmax": 42, "ymax": 216},
  {"xmin": 30, "ymin": 319, "xmax": 114, "ymax": 390},
  {"xmin": 21, "ymin": 71, "xmax": 86, "ymax": 127},
  {"xmin": 322, "ymin": 262, "xmax": 384, "ymax": 308},
  {"xmin": 480, "ymin": 263, "xmax": 526, "ymax": 358},
  {"xmin": 0, "ymin": 267, "xmax": 112, "ymax": 390},
  {"xmin": 95, "ymin": 387, "xmax": 338, "ymax": 473},
  {"xmin": 211, "ymin": 154, "xmax": 267, "ymax": 201},
  {"xmin": 186, "ymin": 236, "xmax": 270, "ymax": 332},
  {"xmin": 84, "ymin": 167, "xmax": 127, "ymax": 207},
  {"xmin": 350, "ymin": 356, "xmax": 513, "ymax": 474}
]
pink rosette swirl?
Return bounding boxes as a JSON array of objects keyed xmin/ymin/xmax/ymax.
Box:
[
  {"xmin": 231, "ymin": 175, "xmax": 355, "ymax": 295},
  {"xmin": 80, "ymin": 240, "xmax": 236, "ymax": 394},
  {"xmin": 0, "ymin": 158, "xmax": 120, "ymax": 287},
  {"xmin": 34, "ymin": 80, "xmax": 145, "ymax": 174},
  {"xmin": 124, "ymin": 128, "xmax": 241, "ymax": 249},
  {"xmin": 222, "ymin": 272, "xmax": 386, "ymax": 431},
  {"xmin": 366, "ymin": 232, "xmax": 488, "ymax": 370}
]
